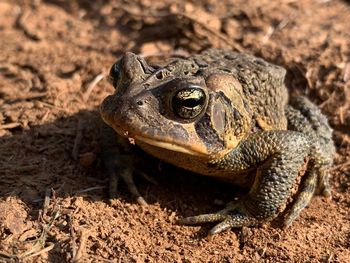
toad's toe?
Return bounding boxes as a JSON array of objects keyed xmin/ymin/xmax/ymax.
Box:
[{"xmin": 179, "ymin": 203, "xmax": 259, "ymax": 235}]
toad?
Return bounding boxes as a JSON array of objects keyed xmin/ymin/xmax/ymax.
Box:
[{"xmin": 100, "ymin": 49, "xmax": 335, "ymax": 235}]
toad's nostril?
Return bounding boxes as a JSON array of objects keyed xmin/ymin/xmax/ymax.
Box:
[{"xmin": 155, "ymin": 71, "xmax": 164, "ymax": 80}]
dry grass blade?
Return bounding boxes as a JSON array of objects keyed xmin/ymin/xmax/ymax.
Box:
[
  {"xmin": 83, "ymin": 73, "xmax": 105, "ymax": 103},
  {"xmin": 15, "ymin": 189, "xmax": 60, "ymax": 260}
]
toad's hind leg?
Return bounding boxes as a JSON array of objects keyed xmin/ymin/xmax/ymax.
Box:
[
  {"xmin": 180, "ymin": 131, "xmax": 312, "ymax": 234},
  {"xmin": 284, "ymin": 96, "xmax": 335, "ymax": 226},
  {"xmin": 288, "ymin": 96, "xmax": 335, "ymax": 196}
]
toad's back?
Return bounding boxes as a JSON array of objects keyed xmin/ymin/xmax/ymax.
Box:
[{"xmin": 189, "ymin": 49, "xmax": 289, "ymax": 131}]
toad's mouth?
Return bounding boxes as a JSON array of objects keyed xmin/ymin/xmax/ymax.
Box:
[
  {"xmin": 134, "ymin": 135, "xmax": 207, "ymax": 156},
  {"xmin": 112, "ymin": 125, "xmax": 208, "ymax": 156}
]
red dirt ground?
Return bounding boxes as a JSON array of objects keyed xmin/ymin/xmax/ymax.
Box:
[{"xmin": 0, "ymin": 0, "xmax": 349, "ymax": 262}]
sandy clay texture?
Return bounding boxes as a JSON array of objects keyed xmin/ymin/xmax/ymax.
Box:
[{"xmin": 0, "ymin": 0, "xmax": 349, "ymax": 262}]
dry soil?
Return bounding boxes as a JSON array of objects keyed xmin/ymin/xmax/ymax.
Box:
[{"xmin": 0, "ymin": 0, "xmax": 349, "ymax": 262}]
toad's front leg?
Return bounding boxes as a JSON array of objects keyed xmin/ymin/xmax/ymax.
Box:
[
  {"xmin": 180, "ymin": 131, "xmax": 313, "ymax": 235},
  {"xmin": 100, "ymin": 123, "xmax": 147, "ymax": 205}
]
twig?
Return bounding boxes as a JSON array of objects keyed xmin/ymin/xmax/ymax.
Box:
[
  {"xmin": 43, "ymin": 188, "xmax": 51, "ymax": 216},
  {"xmin": 75, "ymin": 186, "xmax": 106, "ymax": 194},
  {"xmin": 138, "ymin": 172, "xmax": 158, "ymax": 185},
  {"xmin": 41, "ymin": 109, "xmax": 50, "ymax": 122},
  {"xmin": 39, "ymin": 101, "xmax": 66, "ymax": 111},
  {"xmin": 83, "ymin": 73, "xmax": 105, "ymax": 102},
  {"xmin": 318, "ymin": 91, "xmax": 336, "ymax": 109},
  {"xmin": 338, "ymin": 105, "xmax": 346, "ymax": 125},
  {"xmin": 0, "ymin": 122, "xmax": 21, "ymax": 130},
  {"xmin": 262, "ymin": 11, "xmax": 296, "ymax": 43},
  {"xmin": 73, "ymin": 229, "xmax": 89, "ymax": 262},
  {"xmin": 24, "ymin": 243, "xmax": 55, "ymax": 259},
  {"xmin": 70, "ymin": 216, "xmax": 77, "ymax": 260},
  {"xmin": 343, "ymin": 62, "xmax": 350, "ymax": 82},
  {"xmin": 9, "ymin": 92, "xmax": 47, "ymax": 102},
  {"xmin": 37, "ymin": 138, "xmax": 66, "ymax": 152},
  {"xmin": 325, "ymin": 252, "xmax": 333, "ymax": 263}
]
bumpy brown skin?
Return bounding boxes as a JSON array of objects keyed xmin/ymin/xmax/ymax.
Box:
[{"xmin": 100, "ymin": 49, "xmax": 335, "ymax": 235}]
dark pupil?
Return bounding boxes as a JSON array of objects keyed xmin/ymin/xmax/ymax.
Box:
[{"xmin": 179, "ymin": 97, "xmax": 203, "ymax": 108}]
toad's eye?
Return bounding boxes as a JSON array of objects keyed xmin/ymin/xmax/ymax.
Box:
[
  {"xmin": 109, "ymin": 59, "xmax": 122, "ymax": 89},
  {"xmin": 172, "ymin": 86, "xmax": 207, "ymax": 119}
]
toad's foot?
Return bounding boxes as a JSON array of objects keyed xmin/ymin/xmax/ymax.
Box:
[
  {"xmin": 179, "ymin": 167, "xmax": 320, "ymax": 234},
  {"xmin": 179, "ymin": 201, "xmax": 259, "ymax": 235}
]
